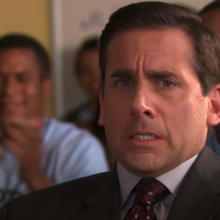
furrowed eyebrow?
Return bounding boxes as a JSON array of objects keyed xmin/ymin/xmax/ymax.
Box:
[
  {"xmin": 110, "ymin": 69, "xmax": 136, "ymax": 79},
  {"xmin": 144, "ymin": 70, "xmax": 180, "ymax": 80},
  {"xmin": 109, "ymin": 69, "xmax": 180, "ymax": 82}
]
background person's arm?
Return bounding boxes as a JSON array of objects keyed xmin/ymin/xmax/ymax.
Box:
[{"xmin": 0, "ymin": 117, "xmax": 54, "ymax": 191}]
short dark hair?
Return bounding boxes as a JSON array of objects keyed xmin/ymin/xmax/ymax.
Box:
[
  {"xmin": 99, "ymin": 1, "xmax": 220, "ymax": 95},
  {"xmin": 199, "ymin": 0, "xmax": 220, "ymax": 15},
  {"xmin": 0, "ymin": 33, "xmax": 50, "ymax": 80},
  {"xmin": 74, "ymin": 37, "xmax": 99, "ymax": 75}
]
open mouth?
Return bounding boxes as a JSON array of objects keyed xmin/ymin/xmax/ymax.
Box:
[{"xmin": 131, "ymin": 134, "xmax": 159, "ymax": 141}]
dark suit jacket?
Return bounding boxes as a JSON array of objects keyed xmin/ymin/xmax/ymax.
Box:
[{"xmin": 1, "ymin": 147, "xmax": 220, "ymax": 220}]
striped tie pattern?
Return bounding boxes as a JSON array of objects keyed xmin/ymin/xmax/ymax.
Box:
[{"xmin": 123, "ymin": 178, "xmax": 169, "ymax": 220}]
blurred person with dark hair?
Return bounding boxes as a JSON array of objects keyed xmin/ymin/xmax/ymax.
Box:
[
  {"xmin": 64, "ymin": 37, "xmax": 101, "ymax": 124},
  {"xmin": 0, "ymin": 33, "xmax": 108, "ymax": 207},
  {"xmin": 64, "ymin": 37, "xmax": 115, "ymax": 168},
  {"xmin": 199, "ymin": 0, "xmax": 220, "ymax": 155},
  {"xmin": 199, "ymin": 0, "xmax": 220, "ymax": 38},
  {"xmin": 2, "ymin": 2, "xmax": 220, "ymax": 219}
]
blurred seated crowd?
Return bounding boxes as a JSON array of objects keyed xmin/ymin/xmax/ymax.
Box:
[{"xmin": 0, "ymin": 0, "xmax": 219, "ymax": 208}]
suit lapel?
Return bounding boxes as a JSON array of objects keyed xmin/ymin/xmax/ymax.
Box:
[
  {"xmin": 78, "ymin": 167, "xmax": 120, "ymax": 220},
  {"xmin": 32, "ymin": 169, "xmax": 120, "ymax": 220},
  {"xmin": 168, "ymin": 147, "xmax": 220, "ymax": 220},
  {"xmin": 32, "ymin": 199, "xmax": 78, "ymax": 220}
]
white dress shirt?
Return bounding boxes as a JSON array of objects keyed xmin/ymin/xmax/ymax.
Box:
[{"xmin": 117, "ymin": 154, "xmax": 198, "ymax": 220}]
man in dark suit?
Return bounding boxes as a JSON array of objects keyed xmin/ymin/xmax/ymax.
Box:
[{"xmin": 1, "ymin": 1, "xmax": 220, "ymax": 220}]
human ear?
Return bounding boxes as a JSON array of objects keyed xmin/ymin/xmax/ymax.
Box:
[
  {"xmin": 98, "ymin": 90, "xmax": 105, "ymax": 126},
  {"xmin": 207, "ymin": 84, "xmax": 220, "ymax": 126}
]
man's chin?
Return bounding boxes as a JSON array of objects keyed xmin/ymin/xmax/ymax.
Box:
[{"xmin": 120, "ymin": 154, "xmax": 169, "ymax": 177}]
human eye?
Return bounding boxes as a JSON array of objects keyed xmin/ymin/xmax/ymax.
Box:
[
  {"xmin": 160, "ymin": 79, "xmax": 174, "ymax": 87},
  {"xmin": 117, "ymin": 79, "xmax": 131, "ymax": 87}
]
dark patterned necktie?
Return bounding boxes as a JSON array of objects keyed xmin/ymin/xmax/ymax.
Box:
[{"xmin": 123, "ymin": 178, "xmax": 169, "ymax": 220}]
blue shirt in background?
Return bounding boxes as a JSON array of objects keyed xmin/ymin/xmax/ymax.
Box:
[{"xmin": 0, "ymin": 119, "xmax": 109, "ymax": 207}]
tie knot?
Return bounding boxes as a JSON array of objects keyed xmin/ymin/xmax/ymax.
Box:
[{"xmin": 135, "ymin": 178, "xmax": 169, "ymax": 206}]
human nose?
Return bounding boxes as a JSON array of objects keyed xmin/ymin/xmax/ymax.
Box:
[{"xmin": 130, "ymin": 83, "xmax": 156, "ymax": 119}]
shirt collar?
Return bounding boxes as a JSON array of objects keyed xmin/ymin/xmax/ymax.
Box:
[{"xmin": 117, "ymin": 154, "xmax": 198, "ymax": 207}]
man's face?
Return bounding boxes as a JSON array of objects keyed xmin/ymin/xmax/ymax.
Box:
[
  {"xmin": 201, "ymin": 9, "xmax": 220, "ymax": 38},
  {"xmin": 78, "ymin": 48, "xmax": 101, "ymax": 100},
  {"xmin": 0, "ymin": 48, "xmax": 50, "ymax": 123},
  {"xmin": 99, "ymin": 29, "xmax": 213, "ymax": 177}
]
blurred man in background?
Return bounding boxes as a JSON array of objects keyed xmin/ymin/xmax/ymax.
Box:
[
  {"xmin": 64, "ymin": 37, "xmax": 115, "ymax": 168},
  {"xmin": 199, "ymin": 0, "xmax": 220, "ymax": 155},
  {"xmin": 64, "ymin": 37, "xmax": 101, "ymax": 124},
  {"xmin": 199, "ymin": 0, "xmax": 220, "ymax": 37},
  {"xmin": 0, "ymin": 34, "xmax": 108, "ymax": 207}
]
